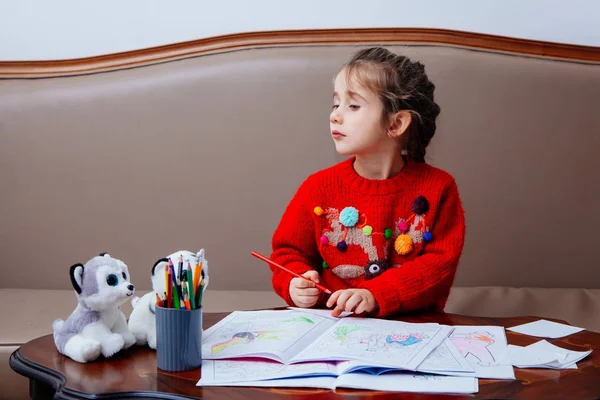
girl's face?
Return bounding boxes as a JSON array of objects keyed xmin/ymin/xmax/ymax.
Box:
[{"xmin": 330, "ymin": 69, "xmax": 393, "ymax": 156}]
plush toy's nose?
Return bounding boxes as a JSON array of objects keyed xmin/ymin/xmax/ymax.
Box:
[{"xmin": 127, "ymin": 284, "xmax": 134, "ymax": 291}]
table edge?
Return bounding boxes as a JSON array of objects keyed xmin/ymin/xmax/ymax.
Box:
[{"xmin": 9, "ymin": 348, "xmax": 198, "ymax": 400}]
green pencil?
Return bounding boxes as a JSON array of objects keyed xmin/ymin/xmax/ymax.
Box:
[{"xmin": 172, "ymin": 284, "xmax": 181, "ymax": 310}]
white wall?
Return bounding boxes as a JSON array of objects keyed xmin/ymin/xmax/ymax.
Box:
[{"xmin": 0, "ymin": 0, "xmax": 598, "ymax": 61}]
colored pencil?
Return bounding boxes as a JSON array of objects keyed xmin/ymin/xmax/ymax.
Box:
[
  {"xmin": 187, "ymin": 262, "xmax": 195, "ymax": 310},
  {"xmin": 251, "ymin": 251, "xmax": 332, "ymax": 294}
]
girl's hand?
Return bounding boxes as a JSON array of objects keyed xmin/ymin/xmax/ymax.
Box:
[
  {"xmin": 289, "ymin": 270, "xmax": 321, "ymax": 308},
  {"xmin": 326, "ymin": 288, "xmax": 378, "ymax": 317}
]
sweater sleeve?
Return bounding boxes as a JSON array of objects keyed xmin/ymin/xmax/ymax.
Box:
[
  {"xmin": 270, "ymin": 178, "xmax": 322, "ymax": 306},
  {"xmin": 359, "ymin": 179, "xmax": 466, "ymax": 317}
]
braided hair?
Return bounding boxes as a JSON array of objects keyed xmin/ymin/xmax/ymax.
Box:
[{"xmin": 342, "ymin": 47, "xmax": 440, "ymax": 162}]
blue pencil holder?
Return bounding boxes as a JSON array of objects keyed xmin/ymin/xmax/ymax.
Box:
[{"xmin": 155, "ymin": 305, "xmax": 203, "ymax": 372}]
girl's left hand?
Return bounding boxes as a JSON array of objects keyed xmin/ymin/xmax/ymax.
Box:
[{"xmin": 326, "ymin": 288, "xmax": 378, "ymax": 317}]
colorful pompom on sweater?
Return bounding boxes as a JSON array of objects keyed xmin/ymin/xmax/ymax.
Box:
[{"xmin": 270, "ymin": 157, "xmax": 466, "ymax": 318}]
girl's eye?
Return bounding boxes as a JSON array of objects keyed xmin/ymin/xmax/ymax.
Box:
[
  {"xmin": 349, "ymin": 105, "xmax": 360, "ymax": 110},
  {"xmin": 122, "ymin": 272, "xmax": 127, "ymax": 280},
  {"xmin": 332, "ymin": 105, "xmax": 339, "ymax": 110},
  {"xmin": 106, "ymin": 274, "xmax": 118, "ymax": 286}
]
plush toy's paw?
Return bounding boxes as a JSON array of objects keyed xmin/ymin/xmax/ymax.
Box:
[
  {"xmin": 102, "ymin": 333, "xmax": 125, "ymax": 358},
  {"xmin": 63, "ymin": 336, "xmax": 102, "ymax": 363},
  {"xmin": 133, "ymin": 330, "xmax": 148, "ymax": 346},
  {"xmin": 81, "ymin": 341, "xmax": 102, "ymax": 362},
  {"xmin": 122, "ymin": 332, "xmax": 136, "ymax": 349},
  {"xmin": 148, "ymin": 331, "xmax": 157, "ymax": 350}
]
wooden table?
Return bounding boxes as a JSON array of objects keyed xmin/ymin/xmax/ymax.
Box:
[{"xmin": 10, "ymin": 311, "xmax": 600, "ymax": 400}]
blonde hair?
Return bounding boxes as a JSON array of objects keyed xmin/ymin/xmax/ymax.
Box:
[{"xmin": 342, "ymin": 47, "xmax": 440, "ymax": 162}]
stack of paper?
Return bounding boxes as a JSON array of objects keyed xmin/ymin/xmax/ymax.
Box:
[{"xmin": 507, "ymin": 340, "xmax": 592, "ymax": 369}]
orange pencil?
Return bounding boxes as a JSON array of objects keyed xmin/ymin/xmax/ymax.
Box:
[
  {"xmin": 251, "ymin": 251, "xmax": 332, "ymax": 294},
  {"xmin": 166, "ymin": 267, "xmax": 173, "ymax": 308},
  {"xmin": 183, "ymin": 288, "xmax": 191, "ymax": 311},
  {"xmin": 155, "ymin": 293, "xmax": 162, "ymax": 306},
  {"xmin": 193, "ymin": 262, "xmax": 200, "ymax": 295}
]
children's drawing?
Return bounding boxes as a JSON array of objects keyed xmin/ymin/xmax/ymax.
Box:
[
  {"xmin": 282, "ymin": 316, "xmax": 315, "ymax": 324},
  {"xmin": 334, "ymin": 325, "xmax": 360, "ymax": 341},
  {"xmin": 412, "ymin": 374, "xmax": 442, "ymax": 381},
  {"xmin": 209, "ymin": 359, "xmax": 334, "ymax": 382},
  {"xmin": 202, "ymin": 310, "xmax": 334, "ymax": 361},
  {"xmin": 293, "ymin": 319, "xmax": 450, "ymax": 371},
  {"xmin": 449, "ymin": 331, "xmax": 497, "ymax": 366},
  {"xmin": 359, "ymin": 331, "xmax": 427, "ymax": 352},
  {"xmin": 211, "ymin": 330, "xmax": 281, "ymax": 355}
]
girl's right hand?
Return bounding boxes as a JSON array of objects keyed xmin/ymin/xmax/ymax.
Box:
[{"xmin": 289, "ymin": 270, "xmax": 321, "ymax": 308}]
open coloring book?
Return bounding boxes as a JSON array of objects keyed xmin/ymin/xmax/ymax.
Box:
[
  {"xmin": 199, "ymin": 360, "xmax": 479, "ymax": 394},
  {"xmin": 201, "ymin": 309, "xmax": 452, "ymax": 371}
]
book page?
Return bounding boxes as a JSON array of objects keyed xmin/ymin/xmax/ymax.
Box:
[
  {"xmin": 419, "ymin": 326, "xmax": 515, "ymax": 379},
  {"xmin": 335, "ymin": 372, "xmax": 479, "ymax": 393},
  {"xmin": 198, "ymin": 375, "xmax": 336, "ymax": 389},
  {"xmin": 201, "ymin": 310, "xmax": 335, "ymax": 363},
  {"xmin": 290, "ymin": 318, "xmax": 451, "ymax": 370},
  {"xmin": 417, "ymin": 338, "xmax": 474, "ymax": 373},
  {"xmin": 198, "ymin": 359, "xmax": 338, "ymax": 384}
]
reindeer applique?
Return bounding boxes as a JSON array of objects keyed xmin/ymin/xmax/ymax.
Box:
[{"xmin": 314, "ymin": 196, "xmax": 433, "ymax": 280}]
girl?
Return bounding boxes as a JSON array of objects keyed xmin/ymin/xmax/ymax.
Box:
[{"xmin": 269, "ymin": 47, "xmax": 465, "ymax": 318}]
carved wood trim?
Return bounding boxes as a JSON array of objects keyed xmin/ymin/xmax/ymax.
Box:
[{"xmin": 1, "ymin": 28, "xmax": 598, "ymax": 78}]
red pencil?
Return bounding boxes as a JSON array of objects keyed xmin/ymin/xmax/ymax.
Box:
[{"xmin": 251, "ymin": 251, "xmax": 332, "ymax": 294}]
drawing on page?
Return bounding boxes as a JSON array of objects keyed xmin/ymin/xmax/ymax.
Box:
[
  {"xmin": 281, "ymin": 316, "xmax": 315, "ymax": 324},
  {"xmin": 211, "ymin": 330, "xmax": 281, "ymax": 355},
  {"xmin": 413, "ymin": 374, "xmax": 443, "ymax": 381},
  {"xmin": 211, "ymin": 360, "xmax": 326, "ymax": 380},
  {"xmin": 449, "ymin": 331, "xmax": 497, "ymax": 366},
  {"xmin": 419, "ymin": 341, "xmax": 461, "ymax": 370},
  {"xmin": 334, "ymin": 325, "xmax": 361, "ymax": 341},
  {"xmin": 360, "ymin": 331, "xmax": 428, "ymax": 352},
  {"xmin": 312, "ymin": 324, "xmax": 432, "ymax": 361}
]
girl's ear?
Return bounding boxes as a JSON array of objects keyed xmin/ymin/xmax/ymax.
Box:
[{"xmin": 387, "ymin": 111, "xmax": 412, "ymax": 139}]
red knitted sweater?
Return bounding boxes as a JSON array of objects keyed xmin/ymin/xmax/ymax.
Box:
[{"xmin": 270, "ymin": 157, "xmax": 465, "ymax": 318}]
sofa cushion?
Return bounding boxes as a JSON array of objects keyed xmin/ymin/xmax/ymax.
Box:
[{"xmin": 445, "ymin": 287, "xmax": 600, "ymax": 332}]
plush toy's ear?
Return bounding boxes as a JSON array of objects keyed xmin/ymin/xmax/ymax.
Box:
[
  {"xmin": 152, "ymin": 258, "xmax": 169, "ymax": 276},
  {"xmin": 99, "ymin": 252, "xmax": 110, "ymax": 257},
  {"xmin": 70, "ymin": 263, "xmax": 84, "ymax": 294}
]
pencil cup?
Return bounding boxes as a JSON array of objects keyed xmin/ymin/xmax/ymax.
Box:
[{"xmin": 155, "ymin": 305, "xmax": 203, "ymax": 372}]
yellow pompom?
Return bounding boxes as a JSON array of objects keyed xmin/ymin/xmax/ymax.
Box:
[
  {"xmin": 394, "ymin": 234, "xmax": 413, "ymax": 255},
  {"xmin": 313, "ymin": 206, "xmax": 324, "ymax": 216}
]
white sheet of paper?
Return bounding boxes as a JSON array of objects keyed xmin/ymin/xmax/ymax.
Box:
[
  {"xmin": 526, "ymin": 340, "xmax": 592, "ymax": 369},
  {"xmin": 507, "ymin": 319, "xmax": 584, "ymax": 338},
  {"xmin": 506, "ymin": 340, "xmax": 592, "ymax": 369},
  {"xmin": 507, "ymin": 344, "xmax": 564, "ymax": 368}
]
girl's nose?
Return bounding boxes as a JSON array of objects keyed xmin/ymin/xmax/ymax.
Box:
[{"xmin": 330, "ymin": 109, "xmax": 342, "ymax": 124}]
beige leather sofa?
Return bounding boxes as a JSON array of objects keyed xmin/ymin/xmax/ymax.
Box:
[{"xmin": 1, "ymin": 29, "xmax": 599, "ymax": 399}]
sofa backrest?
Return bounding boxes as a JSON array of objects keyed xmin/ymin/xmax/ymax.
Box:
[{"xmin": 1, "ymin": 29, "xmax": 599, "ymax": 291}]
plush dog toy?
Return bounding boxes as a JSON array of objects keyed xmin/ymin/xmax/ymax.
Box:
[
  {"xmin": 128, "ymin": 249, "xmax": 209, "ymax": 349},
  {"xmin": 52, "ymin": 253, "xmax": 137, "ymax": 363}
]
